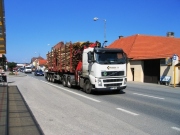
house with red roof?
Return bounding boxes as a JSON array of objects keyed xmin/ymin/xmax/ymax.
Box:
[
  {"xmin": 35, "ymin": 59, "xmax": 47, "ymax": 71},
  {"xmin": 108, "ymin": 32, "xmax": 180, "ymax": 85},
  {"xmin": 31, "ymin": 56, "xmax": 47, "ymax": 71}
]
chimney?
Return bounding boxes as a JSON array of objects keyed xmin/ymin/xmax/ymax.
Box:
[
  {"xmin": 167, "ymin": 32, "xmax": 174, "ymax": 37},
  {"xmin": 119, "ymin": 36, "xmax": 123, "ymax": 39}
]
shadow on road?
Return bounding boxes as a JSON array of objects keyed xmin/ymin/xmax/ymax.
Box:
[{"xmin": 92, "ymin": 90, "xmax": 126, "ymax": 96}]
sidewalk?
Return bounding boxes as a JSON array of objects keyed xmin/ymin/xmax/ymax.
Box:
[
  {"xmin": 127, "ymin": 81, "xmax": 180, "ymax": 89},
  {"xmin": 0, "ymin": 71, "xmax": 44, "ymax": 135}
]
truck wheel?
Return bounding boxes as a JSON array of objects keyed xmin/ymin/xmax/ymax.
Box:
[
  {"xmin": 47, "ymin": 74, "xmax": 50, "ymax": 81},
  {"xmin": 67, "ymin": 77, "xmax": 72, "ymax": 88},
  {"xmin": 62, "ymin": 77, "xmax": 67, "ymax": 87},
  {"xmin": 85, "ymin": 80, "xmax": 92, "ymax": 94}
]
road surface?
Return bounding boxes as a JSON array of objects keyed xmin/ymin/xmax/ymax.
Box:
[{"xmin": 6, "ymin": 72, "xmax": 180, "ymax": 135}]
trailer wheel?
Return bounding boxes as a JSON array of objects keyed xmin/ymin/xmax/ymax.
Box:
[
  {"xmin": 47, "ymin": 74, "xmax": 50, "ymax": 82},
  {"xmin": 50, "ymin": 75, "xmax": 53, "ymax": 82},
  {"xmin": 67, "ymin": 77, "xmax": 72, "ymax": 88},
  {"xmin": 52, "ymin": 75, "xmax": 56, "ymax": 83},
  {"xmin": 62, "ymin": 76, "xmax": 67, "ymax": 87},
  {"xmin": 85, "ymin": 80, "xmax": 92, "ymax": 94}
]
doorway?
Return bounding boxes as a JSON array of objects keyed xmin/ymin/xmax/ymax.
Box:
[
  {"xmin": 144, "ymin": 59, "xmax": 160, "ymax": 83},
  {"xmin": 131, "ymin": 68, "xmax": 134, "ymax": 81}
]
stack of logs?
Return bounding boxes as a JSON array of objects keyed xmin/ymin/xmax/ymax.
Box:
[{"xmin": 47, "ymin": 41, "xmax": 92, "ymax": 72}]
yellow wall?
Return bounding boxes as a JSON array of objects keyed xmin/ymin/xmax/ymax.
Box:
[
  {"xmin": 127, "ymin": 59, "xmax": 180, "ymax": 84},
  {"xmin": 160, "ymin": 58, "xmax": 179, "ymax": 85},
  {"xmin": 127, "ymin": 60, "xmax": 144, "ymax": 82}
]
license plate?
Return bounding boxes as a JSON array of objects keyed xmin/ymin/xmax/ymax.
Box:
[{"xmin": 110, "ymin": 87, "xmax": 117, "ymax": 89}]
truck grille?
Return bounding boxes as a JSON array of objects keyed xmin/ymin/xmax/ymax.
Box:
[
  {"xmin": 101, "ymin": 71, "xmax": 124, "ymax": 76},
  {"xmin": 103, "ymin": 79, "xmax": 123, "ymax": 83},
  {"xmin": 104, "ymin": 83, "xmax": 122, "ymax": 87}
]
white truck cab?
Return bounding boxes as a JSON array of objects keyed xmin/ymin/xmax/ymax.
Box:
[
  {"xmin": 80, "ymin": 47, "xmax": 127, "ymax": 93},
  {"xmin": 24, "ymin": 66, "xmax": 32, "ymax": 73}
]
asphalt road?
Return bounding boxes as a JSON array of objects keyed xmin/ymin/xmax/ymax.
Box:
[{"xmin": 6, "ymin": 72, "xmax": 180, "ymax": 135}]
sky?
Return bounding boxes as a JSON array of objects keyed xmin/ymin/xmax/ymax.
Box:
[{"xmin": 4, "ymin": 0, "xmax": 180, "ymax": 63}]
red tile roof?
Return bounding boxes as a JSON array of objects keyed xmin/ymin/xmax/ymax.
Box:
[
  {"xmin": 31, "ymin": 56, "xmax": 44, "ymax": 63},
  {"xmin": 108, "ymin": 34, "xmax": 180, "ymax": 60},
  {"xmin": 39, "ymin": 59, "xmax": 47, "ymax": 66},
  {"xmin": 53, "ymin": 41, "xmax": 64, "ymax": 50}
]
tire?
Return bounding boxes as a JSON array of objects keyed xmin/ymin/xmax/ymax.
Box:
[
  {"xmin": 84, "ymin": 80, "xmax": 92, "ymax": 94},
  {"xmin": 47, "ymin": 74, "xmax": 50, "ymax": 81},
  {"xmin": 67, "ymin": 77, "xmax": 72, "ymax": 88},
  {"xmin": 51, "ymin": 75, "xmax": 55, "ymax": 83},
  {"xmin": 62, "ymin": 76, "xmax": 67, "ymax": 87},
  {"xmin": 50, "ymin": 75, "xmax": 52, "ymax": 82}
]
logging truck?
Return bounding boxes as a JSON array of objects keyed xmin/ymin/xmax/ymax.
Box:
[{"xmin": 45, "ymin": 41, "xmax": 127, "ymax": 94}]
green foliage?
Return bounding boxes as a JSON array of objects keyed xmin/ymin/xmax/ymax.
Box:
[
  {"xmin": 0, "ymin": 54, "xmax": 7, "ymax": 70},
  {"xmin": 9, "ymin": 72, "xmax": 15, "ymax": 75},
  {"xmin": 7, "ymin": 62, "xmax": 17, "ymax": 71}
]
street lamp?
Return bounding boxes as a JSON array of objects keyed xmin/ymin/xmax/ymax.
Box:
[{"xmin": 93, "ymin": 17, "xmax": 107, "ymax": 46}]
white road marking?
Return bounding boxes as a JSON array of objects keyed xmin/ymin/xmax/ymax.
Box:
[
  {"xmin": 41, "ymin": 80, "xmax": 101, "ymax": 103},
  {"xmin": 116, "ymin": 108, "xmax": 139, "ymax": 116},
  {"xmin": 172, "ymin": 127, "xmax": 180, "ymax": 132},
  {"xmin": 133, "ymin": 93, "xmax": 165, "ymax": 100}
]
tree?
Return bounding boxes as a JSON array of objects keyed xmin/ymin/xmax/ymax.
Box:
[
  {"xmin": 7, "ymin": 62, "xmax": 17, "ymax": 72},
  {"xmin": 0, "ymin": 54, "xmax": 7, "ymax": 70}
]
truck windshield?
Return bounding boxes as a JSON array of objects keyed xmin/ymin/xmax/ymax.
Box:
[
  {"xmin": 95, "ymin": 52, "xmax": 126, "ymax": 64},
  {"xmin": 25, "ymin": 67, "xmax": 31, "ymax": 69}
]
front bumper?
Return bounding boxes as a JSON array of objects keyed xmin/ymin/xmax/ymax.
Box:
[
  {"xmin": 92, "ymin": 86, "xmax": 127, "ymax": 91},
  {"xmin": 36, "ymin": 73, "xmax": 44, "ymax": 76},
  {"xmin": 25, "ymin": 71, "xmax": 32, "ymax": 73}
]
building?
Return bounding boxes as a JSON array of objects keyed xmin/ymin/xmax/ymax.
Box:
[
  {"xmin": 36, "ymin": 59, "xmax": 47, "ymax": 71},
  {"xmin": 108, "ymin": 32, "xmax": 180, "ymax": 85},
  {"xmin": 31, "ymin": 56, "xmax": 44, "ymax": 64},
  {"xmin": 32, "ymin": 56, "xmax": 47, "ymax": 71},
  {"xmin": 0, "ymin": 0, "xmax": 6, "ymax": 54}
]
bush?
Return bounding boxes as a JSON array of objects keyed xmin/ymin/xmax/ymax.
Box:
[{"xmin": 9, "ymin": 72, "xmax": 15, "ymax": 75}]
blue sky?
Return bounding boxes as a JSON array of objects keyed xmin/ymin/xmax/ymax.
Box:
[{"xmin": 5, "ymin": 0, "xmax": 180, "ymax": 63}]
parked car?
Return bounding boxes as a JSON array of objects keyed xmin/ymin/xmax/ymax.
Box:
[{"xmin": 34, "ymin": 69, "xmax": 44, "ymax": 76}]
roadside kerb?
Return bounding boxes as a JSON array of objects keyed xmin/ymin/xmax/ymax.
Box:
[{"xmin": 5, "ymin": 71, "xmax": 27, "ymax": 77}]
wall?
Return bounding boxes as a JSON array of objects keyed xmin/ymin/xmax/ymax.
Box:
[
  {"xmin": 160, "ymin": 65, "xmax": 172, "ymax": 83},
  {"xmin": 177, "ymin": 67, "xmax": 180, "ymax": 84},
  {"xmin": 127, "ymin": 60, "xmax": 144, "ymax": 82},
  {"xmin": 127, "ymin": 61, "xmax": 132, "ymax": 81},
  {"xmin": 160, "ymin": 57, "xmax": 179, "ymax": 85}
]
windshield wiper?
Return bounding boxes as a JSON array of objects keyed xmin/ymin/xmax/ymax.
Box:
[
  {"xmin": 103, "ymin": 60, "xmax": 111, "ymax": 64},
  {"xmin": 117, "ymin": 59, "xmax": 125, "ymax": 64},
  {"xmin": 117, "ymin": 61, "xmax": 125, "ymax": 64}
]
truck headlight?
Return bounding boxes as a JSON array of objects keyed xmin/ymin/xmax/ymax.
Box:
[
  {"xmin": 124, "ymin": 78, "xmax": 127, "ymax": 84},
  {"xmin": 98, "ymin": 79, "xmax": 102, "ymax": 86}
]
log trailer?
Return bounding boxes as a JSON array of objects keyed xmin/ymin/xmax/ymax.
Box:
[{"xmin": 45, "ymin": 41, "xmax": 127, "ymax": 94}]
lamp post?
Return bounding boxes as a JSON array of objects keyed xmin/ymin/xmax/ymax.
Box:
[{"xmin": 93, "ymin": 17, "xmax": 107, "ymax": 46}]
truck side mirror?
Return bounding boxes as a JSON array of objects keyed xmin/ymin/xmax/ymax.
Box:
[{"xmin": 87, "ymin": 52, "xmax": 92, "ymax": 63}]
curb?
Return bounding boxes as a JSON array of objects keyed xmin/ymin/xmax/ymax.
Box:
[{"xmin": 4, "ymin": 72, "xmax": 27, "ymax": 77}]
